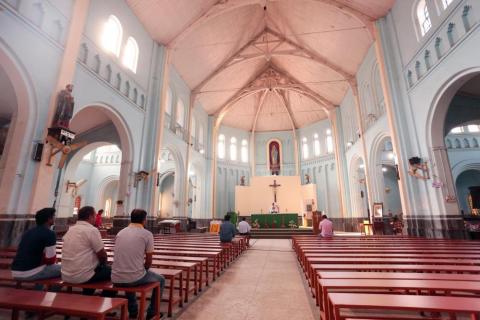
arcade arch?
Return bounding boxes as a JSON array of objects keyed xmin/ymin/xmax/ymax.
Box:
[
  {"xmin": 56, "ymin": 104, "xmax": 133, "ymax": 217},
  {"xmin": 0, "ymin": 43, "xmax": 36, "ymax": 214},
  {"xmin": 158, "ymin": 147, "xmax": 184, "ymax": 218},
  {"xmin": 429, "ymin": 70, "xmax": 480, "ymax": 217}
]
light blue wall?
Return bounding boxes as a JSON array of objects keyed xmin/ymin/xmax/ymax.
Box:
[
  {"xmin": 0, "ymin": 0, "xmax": 75, "ymax": 213},
  {"xmin": 378, "ymin": 0, "xmax": 480, "ymax": 223},
  {"xmin": 215, "ymin": 125, "xmax": 250, "ymax": 217}
]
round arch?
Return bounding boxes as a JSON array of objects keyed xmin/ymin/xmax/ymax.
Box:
[
  {"xmin": 427, "ymin": 67, "xmax": 480, "ymax": 215},
  {"xmin": 158, "ymin": 145, "xmax": 185, "ymax": 217},
  {"xmin": 369, "ymin": 132, "xmax": 393, "ymax": 202},
  {"xmin": 0, "ymin": 40, "xmax": 37, "ymax": 213},
  {"xmin": 348, "ymin": 155, "xmax": 367, "ymax": 219},
  {"xmin": 56, "ymin": 141, "xmax": 112, "ymax": 217},
  {"xmin": 70, "ymin": 103, "xmax": 134, "ymax": 215},
  {"xmin": 98, "ymin": 175, "xmax": 120, "ymax": 217}
]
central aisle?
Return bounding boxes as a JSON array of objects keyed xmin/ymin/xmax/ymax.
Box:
[{"xmin": 177, "ymin": 239, "xmax": 318, "ymax": 320}]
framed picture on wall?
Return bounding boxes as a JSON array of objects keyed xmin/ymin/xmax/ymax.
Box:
[{"xmin": 373, "ymin": 202, "xmax": 383, "ymax": 218}]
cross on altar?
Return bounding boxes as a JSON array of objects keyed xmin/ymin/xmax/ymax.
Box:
[{"xmin": 269, "ymin": 179, "xmax": 281, "ymax": 203}]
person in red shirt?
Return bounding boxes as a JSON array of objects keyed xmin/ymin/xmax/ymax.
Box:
[{"xmin": 95, "ymin": 209, "xmax": 104, "ymax": 228}]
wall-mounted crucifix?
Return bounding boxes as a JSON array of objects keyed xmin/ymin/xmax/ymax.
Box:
[{"xmin": 269, "ymin": 179, "xmax": 281, "ymax": 203}]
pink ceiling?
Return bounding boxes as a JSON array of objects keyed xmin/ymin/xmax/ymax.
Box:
[{"xmin": 128, "ymin": 0, "xmax": 396, "ymax": 131}]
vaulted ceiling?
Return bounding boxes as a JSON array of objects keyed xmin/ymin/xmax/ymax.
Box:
[{"xmin": 128, "ymin": 0, "xmax": 396, "ymax": 132}]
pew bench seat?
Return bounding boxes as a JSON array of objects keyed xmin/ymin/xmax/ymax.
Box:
[{"xmin": 0, "ymin": 287, "xmax": 127, "ymax": 320}]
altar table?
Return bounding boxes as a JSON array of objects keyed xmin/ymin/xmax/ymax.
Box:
[{"xmin": 251, "ymin": 213, "xmax": 298, "ymax": 228}]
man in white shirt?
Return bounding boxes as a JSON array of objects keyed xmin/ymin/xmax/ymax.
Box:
[
  {"xmin": 269, "ymin": 202, "xmax": 279, "ymax": 214},
  {"xmin": 237, "ymin": 217, "xmax": 251, "ymax": 247},
  {"xmin": 61, "ymin": 206, "xmax": 113, "ymax": 296},
  {"xmin": 112, "ymin": 209, "xmax": 165, "ymax": 320},
  {"xmin": 319, "ymin": 214, "xmax": 334, "ymax": 238}
]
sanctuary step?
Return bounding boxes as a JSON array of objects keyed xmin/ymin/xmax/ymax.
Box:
[{"xmin": 250, "ymin": 228, "xmax": 313, "ymax": 239}]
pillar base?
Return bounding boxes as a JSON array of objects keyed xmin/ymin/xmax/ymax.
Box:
[
  {"xmin": 330, "ymin": 217, "xmax": 367, "ymax": 233},
  {"xmin": 112, "ymin": 216, "xmax": 160, "ymax": 234},
  {"xmin": 405, "ymin": 216, "xmax": 467, "ymax": 239}
]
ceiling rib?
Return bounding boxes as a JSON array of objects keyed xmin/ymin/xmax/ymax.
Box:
[
  {"xmin": 251, "ymin": 90, "xmax": 269, "ymax": 132},
  {"xmin": 193, "ymin": 28, "xmax": 353, "ymax": 94},
  {"xmin": 168, "ymin": 0, "xmax": 376, "ymax": 49},
  {"xmin": 274, "ymin": 89, "xmax": 298, "ymax": 129},
  {"xmin": 215, "ymin": 64, "xmax": 335, "ymax": 129}
]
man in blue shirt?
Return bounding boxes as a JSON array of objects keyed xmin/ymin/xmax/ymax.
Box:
[
  {"xmin": 219, "ymin": 214, "xmax": 236, "ymax": 243},
  {"xmin": 11, "ymin": 208, "xmax": 60, "ymax": 281}
]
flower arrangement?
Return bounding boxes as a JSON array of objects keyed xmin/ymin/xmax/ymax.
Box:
[
  {"xmin": 252, "ymin": 219, "xmax": 260, "ymax": 229},
  {"xmin": 465, "ymin": 221, "xmax": 480, "ymax": 232},
  {"xmin": 288, "ymin": 220, "xmax": 297, "ymax": 229}
]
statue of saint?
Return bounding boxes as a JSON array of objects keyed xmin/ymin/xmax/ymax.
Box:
[
  {"xmin": 305, "ymin": 174, "xmax": 311, "ymax": 184},
  {"xmin": 240, "ymin": 176, "xmax": 245, "ymax": 186},
  {"xmin": 52, "ymin": 84, "xmax": 75, "ymax": 129},
  {"xmin": 271, "ymin": 145, "xmax": 279, "ymax": 165}
]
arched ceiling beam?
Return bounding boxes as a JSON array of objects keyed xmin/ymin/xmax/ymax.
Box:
[
  {"xmin": 214, "ymin": 64, "xmax": 335, "ymax": 128},
  {"xmin": 251, "ymin": 90, "xmax": 269, "ymax": 132},
  {"xmin": 194, "ymin": 28, "xmax": 353, "ymax": 94},
  {"xmin": 270, "ymin": 64, "xmax": 335, "ymax": 109},
  {"xmin": 167, "ymin": 0, "xmax": 262, "ymax": 49},
  {"xmin": 274, "ymin": 89, "xmax": 298, "ymax": 129},
  {"xmin": 310, "ymin": 0, "xmax": 375, "ymax": 35},
  {"xmin": 168, "ymin": 0, "xmax": 376, "ymax": 50}
]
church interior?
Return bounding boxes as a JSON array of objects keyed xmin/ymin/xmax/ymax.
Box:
[{"xmin": 2, "ymin": 0, "xmax": 480, "ymax": 319}]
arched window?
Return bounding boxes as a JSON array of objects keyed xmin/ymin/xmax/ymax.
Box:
[
  {"xmin": 101, "ymin": 15, "xmax": 123, "ymax": 56},
  {"xmin": 417, "ymin": 0, "xmax": 432, "ymax": 36},
  {"xmin": 451, "ymin": 126, "xmax": 464, "ymax": 134},
  {"xmin": 218, "ymin": 134, "xmax": 226, "ymax": 159},
  {"xmin": 326, "ymin": 129, "xmax": 333, "ymax": 154},
  {"xmin": 230, "ymin": 137, "xmax": 237, "ymax": 161},
  {"xmin": 166, "ymin": 87, "xmax": 173, "ymax": 115},
  {"xmin": 442, "ymin": 0, "xmax": 454, "ymax": 9},
  {"xmin": 122, "ymin": 37, "xmax": 139, "ymax": 73},
  {"xmin": 241, "ymin": 139, "xmax": 248, "ymax": 163},
  {"xmin": 313, "ymin": 133, "xmax": 321, "ymax": 157},
  {"xmin": 302, "ymin": 137, "xmax": 309, "ymax": 159},
  {"xmin": 176, "ymin": 100, "xmax": 185, "ymax": 127},
  {"xmin": 468, "ymin": 124, "xmax": 480, "ymax": 132}
]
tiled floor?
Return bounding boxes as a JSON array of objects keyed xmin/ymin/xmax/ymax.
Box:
[{"xmin": 176, "ymin": 239, "xmax": 318, "ymax": 320}]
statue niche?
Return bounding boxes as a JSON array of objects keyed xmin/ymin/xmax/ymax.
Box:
[{"xmin": 268, "ymin": 141, "xmax": 280, "ymax": 175}]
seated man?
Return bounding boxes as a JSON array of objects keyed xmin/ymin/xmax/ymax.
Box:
[
  {"xmin": 318, "ymin": 214, "xmax": 334, "ymax": 238},
  {"xmin": 237, "ymin": 217, "xmax": 251, "ymax": 247},
  {"xmin": 112, "ymin": 209, "xmax": 165, "ymax": 320},
  {"xmin": 11, "ymin": 208, "xmax": 60, "ymax": 281},
  {"xmin": 219, "ymin": 214, "xmax": 236, "ymax": 243},
  {"xmin": 61, "ymin": 206, "xmax": 113, "ymax": 296}
]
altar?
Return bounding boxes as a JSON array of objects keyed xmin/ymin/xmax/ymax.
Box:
[
  {"xmin": 235, "ymin": 175, "xmax": 317, "ymax": 219},
  {"xmin": 251, "ymin": 213, "xmax": 299, "ymax": 228}
]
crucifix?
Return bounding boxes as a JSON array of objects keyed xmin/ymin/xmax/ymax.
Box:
[{"xmin": 269, "ymin": 179, "xmax": 281, "ymax": 203}]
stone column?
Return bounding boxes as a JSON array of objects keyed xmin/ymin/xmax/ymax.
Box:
[
  {"xmin": 183, "ymin": 94, "xmax": 196, "ymax": 218},
  {"xmin": 29, "ymin": 0, "xmax": 91, "ymax": 213},
  {"xmin": 149, "ymin": 48, "xmax": 171, "ymax": 217},
  {"xmin": 329, "ymin": 111, "xmax": 347, "ymax": 219},
  {"xmin": 373, "ymin": 24, "xmax": 411, "ymax": 216},
  {"xmin": 350, "ymin": 81, "xmax": 374, "ymax": 221}
]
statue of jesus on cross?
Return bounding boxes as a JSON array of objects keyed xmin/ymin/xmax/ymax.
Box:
[{"xmin": 269, "ymin": 180, "xmax": 281, "ymax": 214}]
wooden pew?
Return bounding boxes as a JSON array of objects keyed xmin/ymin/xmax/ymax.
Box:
[
  {"xmin": 0, "ymin": 287, "xmax": 128, "ymax": 320},
  {"xmin": 319, "ymin": 278, "xmax": 480, "ymax": 315},
  {"xmin": 326, "ymin": 293, "xmax": 480, "ymax": 320}
]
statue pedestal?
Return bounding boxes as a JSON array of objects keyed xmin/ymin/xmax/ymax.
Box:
[{"xmin": 47, "ymin": 127, "xmax": 76, "ymax": 144}]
